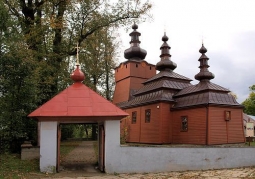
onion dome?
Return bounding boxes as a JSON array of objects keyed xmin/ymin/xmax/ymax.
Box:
[
  {"xmin": 194, "ymin": 44, "xmax": 215, "ymax": 81},
  {"xmin": 70, "ymin": 64, "xmax": 85, "ymax": 83},
  {"xmin": 156, "ymin": 32, "xmax": 177, "ymax": 71},
  {"xmin": 124, "ymin": 23, "xmax": 147, "ymax": 61}
]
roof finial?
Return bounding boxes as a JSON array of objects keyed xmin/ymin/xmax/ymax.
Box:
[
  {"xmin": 124, "ymin": 23, "xmax": 147, "ymax": 61},
  {"xmin": 155, "ymin": 32, "xmax": 177, "ymax": 72},
  {"xmin": 75, "ymin": 42, "xmax": 80, "ymax": 66},
  {"xmin": 194, "ymin": 43, "xmax": 215, "ymax": 81},
  {"xmin": 71, "ymin": 43, "xmax": 85, "ymax": 83}
]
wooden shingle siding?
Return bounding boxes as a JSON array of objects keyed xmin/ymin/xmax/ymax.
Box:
[
  {"xmin": 208, "ymin": 107, "xmax": 245, "ymax": 145},
  {"xmin": 140, "ymin": 104, "xmax": 161, "ymax": 143},
  {"xmin": 160, "ymin": 103, "xmax": 172, "ymax": 143},
  {"xmin": 172, "ymin": 108, "xmax": 207, "ymax": 144},
  {"xmin": 124, "ymin": 107, "xmax": 141, "ymax": 143},
  {"xmin": 113, "ymin": 61, "xmax": 155, "ymax": 104}
]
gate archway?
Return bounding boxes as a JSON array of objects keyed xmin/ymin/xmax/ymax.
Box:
[{"xmin": 28, "ymin": 64, "xmax": 127, "ymax": 173}]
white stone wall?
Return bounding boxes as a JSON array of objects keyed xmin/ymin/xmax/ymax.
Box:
[
  {"xmin": 104, "ymin": 120, "xmax": 255, "ymax": 174},
  {"xmin": 40, "ymin": 121, "xmax": 57, "ymax": 173}
]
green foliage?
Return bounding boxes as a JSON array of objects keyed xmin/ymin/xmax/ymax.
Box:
[
  {"xmin": 61, "ymin": 125, "xmax": 74, "ymax": 141},
  {"xmin": 242, "ymin": 85, "xmax": 255, "ymax": 116},
  {"xmin": 0, "ymin": 45, "xmax": 39, "ymax": 152},
  {"xmin": 0, "ymin": 0, "xmax": 152, "ymax": 153}
]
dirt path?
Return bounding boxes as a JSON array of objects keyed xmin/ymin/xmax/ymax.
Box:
[{"xmin": 59, "ymin": 140, "xmax": 100, "ymax": 174}]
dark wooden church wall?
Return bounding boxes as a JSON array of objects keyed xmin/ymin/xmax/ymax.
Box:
[
  {"xmin": 113, "ymin": 79, "xmax": 131, "ymax": 103},
  {"xmin": 140, "ymin": 104, "xmax": 161, "ymax": 143},
  {"xmin": 172, "ymin": 108, "xmax": 207, "ymax": 144},
  {"xmin": 122, "ymin": 103, "xmax": 172, "ymax": 144},
  {"xmin": 227, "ymin": 109, "xmax": 245, "ymax": 143},
  {"xmin": 124, "ymin": 107, "xmax": 141, "ymax": 143},
  {"xmin": 208, "ymin": 107, "xmax": 245, "ymax": 145},
  {"xmin": 160, "ymin": 103, "xmax": 172, "ymax": 143},
  {"xmin": 113, "ymin": 62, "xmax": 155, "ymax": 104}
]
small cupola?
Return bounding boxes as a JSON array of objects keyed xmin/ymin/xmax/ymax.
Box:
[
  {"xmin": 194, "ymin": 44, "xmax": 215, "ymax": 81},
  {"xmin": 70, "ymin": 64, "xmax": 85, "ymax": 83},
  {"xmin": 124, "ymin": 23, "xmax": 147, "ymax": 61},
  {"xmin": 156, "ymin": 32, "xmax": 177, "ymax": 71}
]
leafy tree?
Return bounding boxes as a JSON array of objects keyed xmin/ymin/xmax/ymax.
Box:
[
  {"xmin": 242, "ymin": 86, "xmax": 255, "ymax": 116},
  {"xmin": 0, "ymin": 0, "xmax": 152, "ymax": 152},
  {"xmin": 3, "ymin": 0, "xmax": 152, "ymax": 102},
  {"xmin": 0, "ymin": 45, "xmax": 39, "ymax": 152},
  {"xmin": 81, "ymin": 27, "xmax": 118, "ymax": 100}
]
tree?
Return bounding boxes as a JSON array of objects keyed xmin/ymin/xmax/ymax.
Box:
[
  {"xmin": 242, "ymin": 85, "xmax": 255, "ymax": 116},
  {"xmin": 81, "ymin": 27, "xmax": 118, "ymax": 100},
  {"xmin": 0, "ymin": 44, "xmax": 39, "ymax": 152},
  {"xmin": 0, "ymin": 0, "xmax": 152, "ymax": 152},
  {"xmin": 3, "ymin": 0, "xmax": 152, "ymax": 103}
]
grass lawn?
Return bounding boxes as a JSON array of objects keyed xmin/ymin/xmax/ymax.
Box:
[
  {"xmin": 0, "ymin": 140, "xmax": 81, "ymax": 179},
  {"xmin": 0, "ymin": 153, "xmax": 39, "ymax": 179},
  {"xmin": 245, "ymin": 141, "xmax": 255, "ymax": 146}
]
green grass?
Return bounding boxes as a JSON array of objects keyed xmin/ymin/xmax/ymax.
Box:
[
  {"xmin": 245, "ymin": 141, "xmax": 255, "ymax": 146},
  {"xmin": 0, "ymin": 153, "xmax": 39, "ymax": 179},
  {"xmin": 0, "ymin": 140, "xmax": 81, "ymax": 179}
]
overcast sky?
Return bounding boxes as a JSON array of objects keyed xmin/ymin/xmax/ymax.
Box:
[{"xmin": 118, "ymin": 0, "xmax": 255, "ymax": 103}]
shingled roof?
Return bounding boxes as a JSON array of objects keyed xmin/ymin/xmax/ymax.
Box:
[
  {"xmin": 29, "ymin": 64, "xmax": 128, "ymax": 121},
  {"xmin": 172, "ymin": 44, "xmax": 242, "ymax": 109},
  {"xmin": 118, "ymin": 33, "xmax": 192, "ymax": 109}
]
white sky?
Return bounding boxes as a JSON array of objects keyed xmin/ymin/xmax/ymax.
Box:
[{"xmin": 118, "ymin": 0, "xmax": 255, "ymax": 103}]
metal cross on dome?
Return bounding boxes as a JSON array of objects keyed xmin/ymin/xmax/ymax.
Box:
[{"xmin": 75, "ymin": 43, "xmax": 80, "ymax": 65}]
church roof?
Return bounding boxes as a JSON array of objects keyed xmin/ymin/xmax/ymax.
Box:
[
  {"xmin": 135, "ymin": 75, "xmax": 191, "ymax": 96},
  {"xmin": 144, "ymin": 70, "xmax": 192, "ymax": 84},
  {"xmin": 172, "ymin": 44, "xmax": 242, "ymax": 109},
  {"xmin": 174, "ymin": 81, "xmax": 229, "ymax": 97},
  {"xmin": 118, "ymin": 90, "xmax": 176, "ymax": 108},
  {"xmin": 29, "ymin": 63, "xmax": 128, "ymax": 120},
  {"xmin": 124, "ymin": 23, "xmax": 147, "ymax": 61},
  {"xmin": 117, "ymin": 33, "xmax": 192, "ymax": 109}
]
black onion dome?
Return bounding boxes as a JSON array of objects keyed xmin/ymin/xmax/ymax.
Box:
[
  {"xmin": 195, "ymin": 44, "xmax": 215, "ymax": 81},
  {"xmin": 124, "ymin": 23, "xmax": 147, "ymax": 61},
  {"xmin": 199, "ymin": 44, "xmax": 207, "ymax": 53},
  {"xmin": 156, "ymin": 32, "xmax": 177, "ymax": 71}
]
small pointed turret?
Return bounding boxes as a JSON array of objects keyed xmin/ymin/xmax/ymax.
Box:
[
  {"xmin": 194, "ymin": 44, "xmax": 215, "ymax": 81},
  {"xmin": 124, "ymin": 23, "xmax": 147, "ymax": 61},
  {"xmin": 156, "ymin": 32, "xmax": 177, "ymax": 71}
]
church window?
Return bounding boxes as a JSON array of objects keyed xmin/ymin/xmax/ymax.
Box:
[
  {"xmin": 132, "ymin": 111, "xmax": 137, "ymax": 124},
  {"xmin": 181, "ymin": 116, "xmax": 188, "ymax": 131},
  {"xmin": 225, "ymin": 111, "xmax": 231, "ymax": 121},
  {"xmin": 145, "ymin": 109, "xmax": 151, "ymax": 123}
]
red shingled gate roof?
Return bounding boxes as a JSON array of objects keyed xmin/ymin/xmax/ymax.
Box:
[{"xmin": 28, "ymin": 82, "xmax": 128, "ymax": 120}]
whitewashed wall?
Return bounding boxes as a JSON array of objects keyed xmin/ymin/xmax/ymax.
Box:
[
  {"xmin": 104, "ymin": 120, "xmax": 255, "ymax": 174},
  {"xmin": 40, "ymin": 121, "xmax": 57, "ymax": 173}
]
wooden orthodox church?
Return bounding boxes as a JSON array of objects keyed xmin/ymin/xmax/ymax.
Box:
[{"xmin": 113, "ymin": 24, "xmax": 245, "ymax": 145}]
